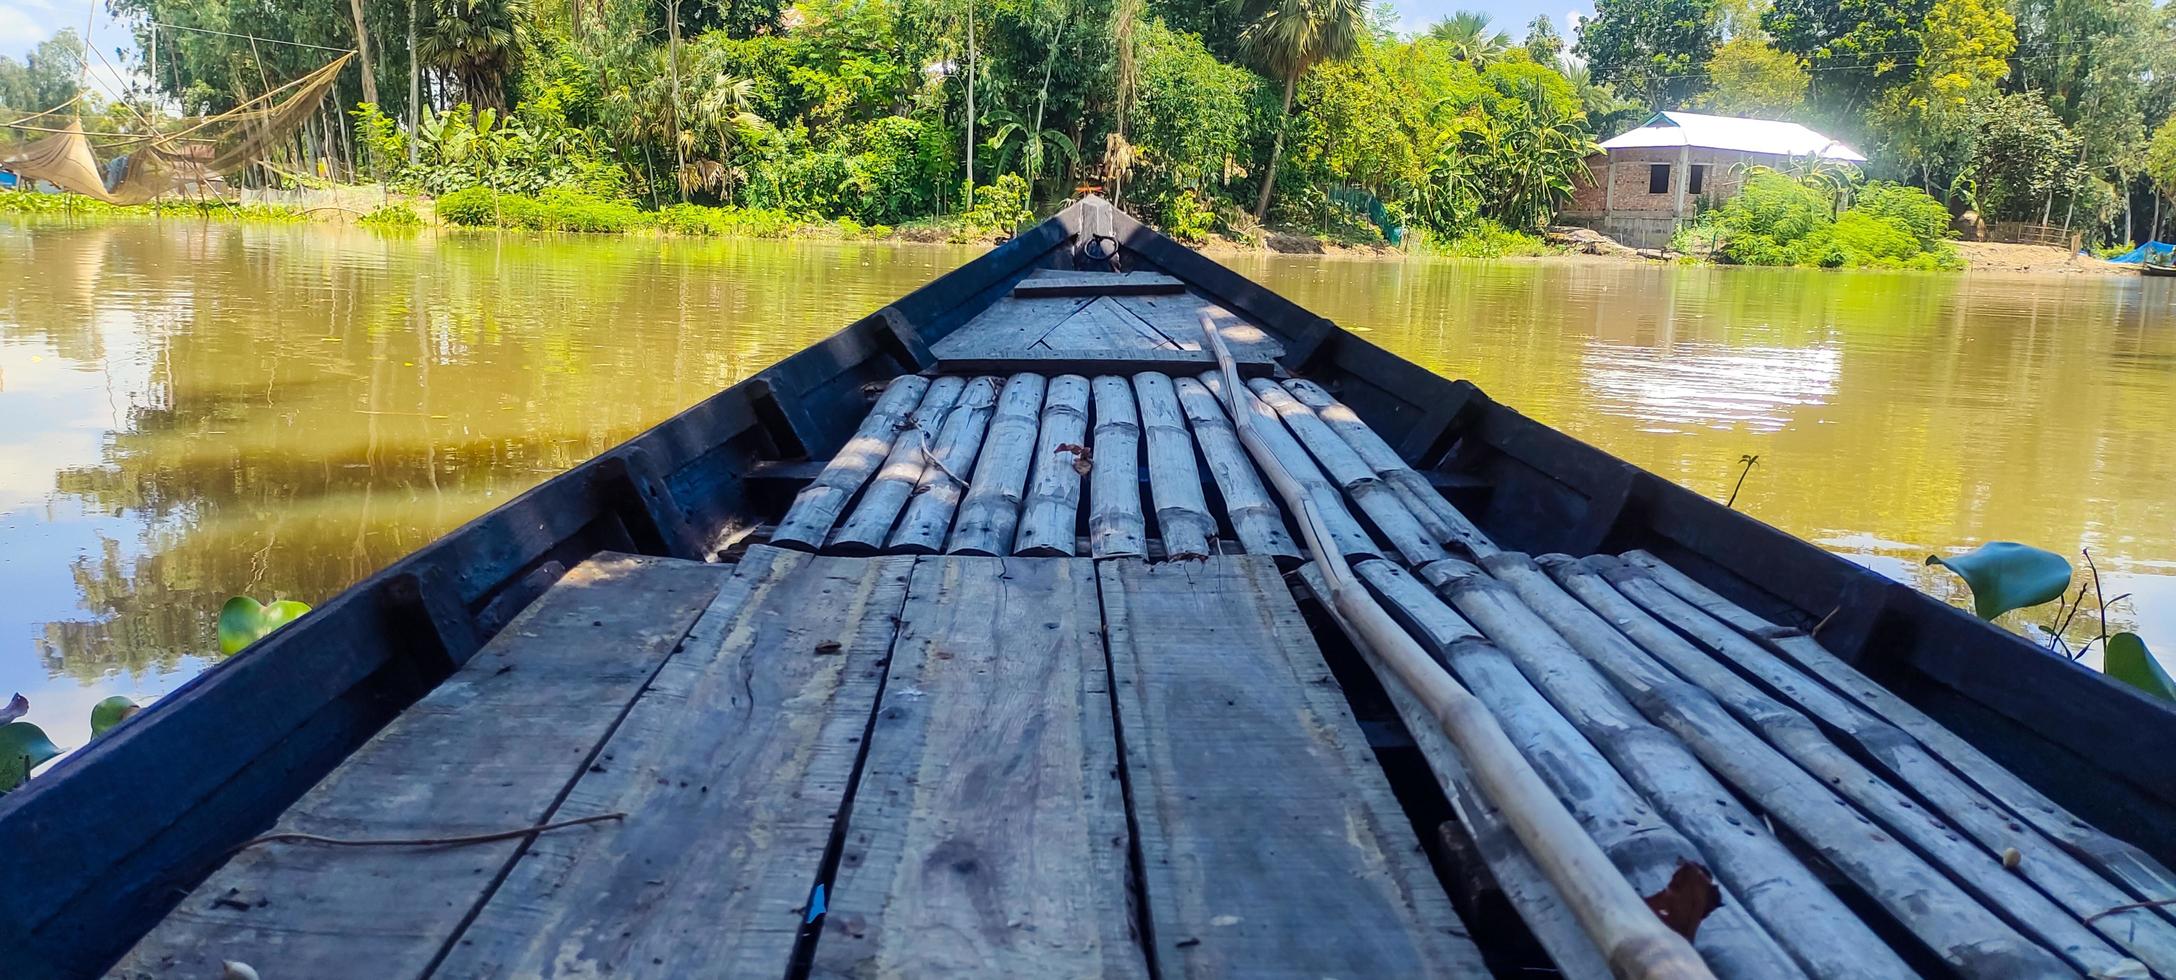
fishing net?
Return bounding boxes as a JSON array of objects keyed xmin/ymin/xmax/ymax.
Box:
[{"xmin": 0, "ymin": 53, "xmax": 352, "ymax": 205}]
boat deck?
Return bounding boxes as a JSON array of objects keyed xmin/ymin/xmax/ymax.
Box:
[
  {"xmin": 114, "ymin": 549, "xmax": 1483, "ymax": 979},
  {"xmin": 105, "ymin": 265, "xmax": 2176, "ymax": 979}
]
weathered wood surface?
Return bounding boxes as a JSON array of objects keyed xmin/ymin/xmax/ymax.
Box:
[
  {"xmin": 947, "ymin": 374, "xmax": 1046, "ymax": 555},
  {"xmin": 928, "ymin": 295, "xmax": 1095, "ymax": 356},
  {"xmin": 1294, "ymin": 565, "xmax": 1611, "ymax": 980},
  {"xmin": 1013, "ymin": 374, "xmax": 1092, "ymax": 556},
  {"xmin": 1087, "ymin": 376, "xmax": 1148, "ymax": 559},
  {"xmin": 1114, "ymin": 292, "xmax": 1282, "ymax": 357},
  {"xmin": 773, "ymin": 376, "xmax": 932, "ymax": 549},
  {"xmin": 1416, "ymin": 557, "xmax": 1916, "ymax": 980},
  {"xmin": 830, "ymin": 377, "xmax": 967, "ymax": 553},
  {"xmin": 1620, "ymin": 549, "xmax": 2176, "ymax": 911},
  {"xmin": 1249, "ymin": 378, "xmax": 1447, "ymax": 565},
  {"xmin": 1354, "ymin": 560, "xmax": 1802, "ymax": 979},
  {"xmin": 436, "ymin": 549, "xmax": 912, "ymax": 978},
  {"xmin": 1048, "ymin": 296, "xmax": 1179, "ymax": 350},
  {"xmin": 1036, "ymin": 298, "xmax": 1168, "ymax": 351},
  {"xmin": 1011, "ymin": 270, "xmax": 1186, "ymax": 297},
  {"xmin": 1599, "ymin": 557, "xmax": 2176, "ymax": 973},
  {"xmin": 933, "ymin": 350, "xmax": 1276, "ymax": 378},
  {"xmin": 1131, "ymin": 373, "xmax": 1215, "ymax": 559},
  {"xmin": 812, "ymin": 558, "xmax": 1144, "ymax": 979},
  {"xmin": 1171, "ymin": 377, "xmax": 1300, "ymax": 564},
  {"xmin": 1099, "ymin": 557, "xmax": 1484, "ymax": 978},
  {"xmin": 887, "ymin": 377, "xmax": 1000, "ymax": 554},
  {"xmin": 1455, "ymin": 554, "xmax": 2074, "ymax": 977},
  {"xmin": 1198, "ymin": 372, "xmax": 1378, "ymax": 561},
  {"xmin": 113, "ymin": 554, "xmax": 736, "ymax": 980},
  {"xmin": 1282, "ymin": 379, "xmax": 1499, "ymax": 558}
]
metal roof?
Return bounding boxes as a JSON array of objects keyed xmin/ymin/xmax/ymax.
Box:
[{"xmin": 1599, "ymin": 111, "xmax": 1867, "ymax": 162}]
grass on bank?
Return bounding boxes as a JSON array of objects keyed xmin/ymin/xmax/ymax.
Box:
[{"xmin": 0, "ymin": 192, "xmax": 306, "ymax": 222}]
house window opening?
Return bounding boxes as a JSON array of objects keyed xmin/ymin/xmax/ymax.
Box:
[
  {"xmin": 1689, "ymin": 165, "xmax": 1707, "ymax": 195},
  {"xmin": 1648, "ymin": 164, "xmax": 1671, "ymax": 194}
]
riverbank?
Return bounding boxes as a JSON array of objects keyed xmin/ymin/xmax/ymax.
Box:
[{"xmin": 2, "ymin": 189, "xmax": 2137, "ymax": 276}]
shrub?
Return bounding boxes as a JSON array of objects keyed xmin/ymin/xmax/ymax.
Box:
[
  {"xmin": 1702, "ymin": 170, "xmax": 1962, "ymax": 270},
  {"xmin": 1163, "ymin": 189, "xmax": 1216, "ymax": 244},
  {"xmin": 434, "ymin": 187, "xmax": 503, "ymax": 226},
  {"xmin": 359, "ymin": 202, "xmax": 423, "ymax": 228},
  {"xmin": 960, "ymin": 175, "xmax": 1031, "ymax": 234},
  {"xmin": 1434, "ymin": 220, "xmax": 1554, "ymax": 257}
]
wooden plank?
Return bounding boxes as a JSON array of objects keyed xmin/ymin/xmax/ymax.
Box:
[
  {"xmin": 1012, "ymin": 271, "xmax": 1186, "ymax": 297},
  {"xmin": 1352, "ymin": 560, "xmax": 1805, "ymax": 979},
  {"xmin": 1087, "ymin": 376, "xmax": 1148, "ymax": 559},
  {"xmin": 1296, "ymin": 565, "xmax": 1610, "ymax": 980},
  {"xmin": 1034, "ymin": 301, "xmax": 1148, "ymax": 351},
  {"xmin": 1249, "ymin": 378, "xmax": 1447, "ymax": 566},
  {"xmin": 1620, "ymin": 549, "xmax": 2176, "ymax": 911},
  {"xmin": 830, "ymin": 377, "xmax": 967, "ymax": 553},
  {"xmin": 1170, "ymin": 377, "xmax": 1300, "ymax": 564},
  {"xmin": 1449, "ymin": 555, "xmax": 2074, "ymax": 977},
  {"xmin": 948, "ymin": 374, "xmax": 1046, "ymax": 556},
  {"xmin": 1416, "ymin": 557, "xmax": 1918, "ymax": 980},
  {"xmin": 935, "ymin": 350, "xmax": 1276, "ymax": 377},
  {"xmin": 929, "ymin": 295, "xmax": 1095, "ymax": 357},
  {"xmin": 1131, "ymin": 373, "xmax": 1215, "ymax": 560},
  {"xmin": 436, "ymin": 549, "xmax": 913, "ymax": 978},
  {"xmin": 1599, "ymin": 558, "xmax": 2176, "ymax": 973},
  {"xmin": 1060, "ymin": 296, "xmax": 1179, "ymax": 350},
  {"xmin": 1198, "ymin": 371, "xmax": 1378, "ymax": 561},
  {"xmin": 1098, "ymin": 557, "xmax": 1484, "ymax": 978},
  {"xmin": 1282, "ymin": 378, "xmax": 1499, "ymax": 558},
  {"xmin": 114, "ymin": 553, "xmax": 737, "ymax": 980},
  {"xmin": 887, "ymin": 377, "xmax": 1000, "ymax": 554},
  {"xmin": 773, "ymin": 376, "xmax": 932, "ymax": 549},
  {"xmin": 811, "ymin": 558, "xmax": 1144, "ymax": 979},
  {"xmin": 1114, "ymin": 292, "xmax": 1283, "ymax": 357},
  {"xmin": 1013, "ymin": 375, "xmax": 1092, "ymax": 556}
]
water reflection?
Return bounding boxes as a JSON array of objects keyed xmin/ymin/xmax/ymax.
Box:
[{"xmin": 3, "ymin": 227, "xmax": 2174, "ymax": 751}]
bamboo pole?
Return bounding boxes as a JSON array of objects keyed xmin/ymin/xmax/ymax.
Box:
[{"xmin": 1200, "ymin": 316, "xmax": 1712, "ymax": 980}]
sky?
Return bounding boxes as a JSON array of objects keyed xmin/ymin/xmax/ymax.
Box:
[{"xmin": 0, "ymin": 0, "xmax": 1591, "ymax": 102}]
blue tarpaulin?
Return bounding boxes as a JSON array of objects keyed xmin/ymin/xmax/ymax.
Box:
[{"xmin": 2111, "ymin": 241, "xmax": 2175, "ymax": 263}]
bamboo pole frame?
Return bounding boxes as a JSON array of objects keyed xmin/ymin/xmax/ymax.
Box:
[{"xmin": 1200, "ymin": 315, "xmax": 1712, "ymax": 980}]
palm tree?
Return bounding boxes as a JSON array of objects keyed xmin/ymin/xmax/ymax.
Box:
[
  {"xmin": 416, "ymin": 0, "xmax": 534, "ymax": 114},
  {"xmin": 1428, "ymin": 11, "xmax": 1510, "ymax": 64},
  {"xmin": 1242, "ymin": 0, "xmax": 1368, "ymax": 220}
]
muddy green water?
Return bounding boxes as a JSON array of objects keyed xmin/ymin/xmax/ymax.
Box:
[{"xmin": 4, "ymin": 220, "xmax": 2172, "ymax": 749}]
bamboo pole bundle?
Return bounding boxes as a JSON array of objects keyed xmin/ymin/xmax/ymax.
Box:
[
  {"xmin": 829, "ymin": 377, "xmax": 967, "ymax": 553},
  {"xmin": 888, "ymin": 377, "xmax": 1001, "ymax": 554},
  {"xmin": 772, "ymin": 376, "xmax": 932, "ymax": 549},
  {"xmin": 948, "ymin": 374, "xmax": 1047, "ymax": 555},
  {"xmin": 1281, "ymin": 378, "xmax": 1499, "ymax": 558},
  {"xmin": 1200, "ymin": 317, "xmax": 1712, "ymax": 980}
]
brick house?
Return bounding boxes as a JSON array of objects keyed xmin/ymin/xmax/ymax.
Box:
[{"xmin": 1559, "ymin": 111, "xmax": 1866, "ymax": 248}]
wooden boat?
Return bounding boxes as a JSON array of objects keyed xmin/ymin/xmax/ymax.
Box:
[
  {"xmin": 13, "ymin": 197, "xmax": 2176, "ymax": 979},
  {"xmin": 2141, "ymin": 261, "xmax": 2176, "ymax": 277}
]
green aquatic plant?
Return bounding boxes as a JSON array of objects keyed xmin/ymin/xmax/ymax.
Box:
[
  {"xmin": 90, "ymin": 696, "xmax": 140, "ymax": 736},
  {"xmin": 219, "ymin": 597, "xmax": 312, "ymax": 655},
  {"xmin": 1927, "ymin": 544, "xmax": 2170, "ymax": 702},
  {"xmin": 1925, "ymin": 541, "xmax": 2072, "ymax": 620}
]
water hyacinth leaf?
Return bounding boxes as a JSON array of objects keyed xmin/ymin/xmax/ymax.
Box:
[
  {"xmin": 218, "ymin": 597, "xmax": 312, "ymax": 655},
  {"xmin": 2104, "ymin": 632, "xmax": 2176, "ymax": 702},
  {"xmin": 0, "ymin": 692, "xmax": 26, "ymax": 725},
  {"xmin": 1, "ymin": 721, "xmax": 61, "ymax": 792},
  {"xmin": 1925, "ymin": 542, "xmax": 2072, "ymax": 620},
  {"xmin": 90, "ymin": 696, "xmax": 140, "ymax": 736}
]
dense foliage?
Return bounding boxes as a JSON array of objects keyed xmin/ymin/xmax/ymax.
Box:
[{"xmin": 1693, "ymin": 169, "xmax": 1964, "ymax": 269}]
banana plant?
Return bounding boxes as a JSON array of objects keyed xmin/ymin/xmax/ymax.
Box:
[{"xmin": 984, "ymin": 109, "xmax": 1077, "ymax": 196}]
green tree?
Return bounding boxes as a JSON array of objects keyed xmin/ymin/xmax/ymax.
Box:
[
  {"xmin": 1577, "ymin": 0, "xmax": 1719, "ymax": 109},
  {"xmin": 1522, "ymin": 15, "xmax": 1563, "ymax": 63},
  {"xmin": 1131, "ymin": 18, "xmax": 1261, "ymax": 198},
  {"xmin": 1961, "ymin": 92, "xmax": 2081, "ymax": 220},
  {"xmin": 0, "ymin": 31, "xmax": 90, "ymax": 114},
  {"xmin": 1692, "ymin": 36, "xmax": 1807, "ymax": 117},
  {"xmin": 2142, "ymin": 115, "xmax": 2176, "ymax": 208},
  {"xmin": 1764, "ymin": 0, "xmax": 1931, "ymax": 113},
  {"xmin": 1868, "ymin": 0, "xmax": 2014, "ymax": 196},
  {"xmin": 1429, "ymin": 11, "xmax": 1511, "ymax": 64},
  {"xmin": 419, "ymin": 0, "xmax": 537, "ymax": 113},
  {"xmin": 1240, "ymin": 0, "xmax": 1369, "ymax": 220}
]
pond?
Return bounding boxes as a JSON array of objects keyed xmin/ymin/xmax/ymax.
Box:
[{"xmin": 3, "ymin": 220, "xmax": 2172, "ymax": 749}]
